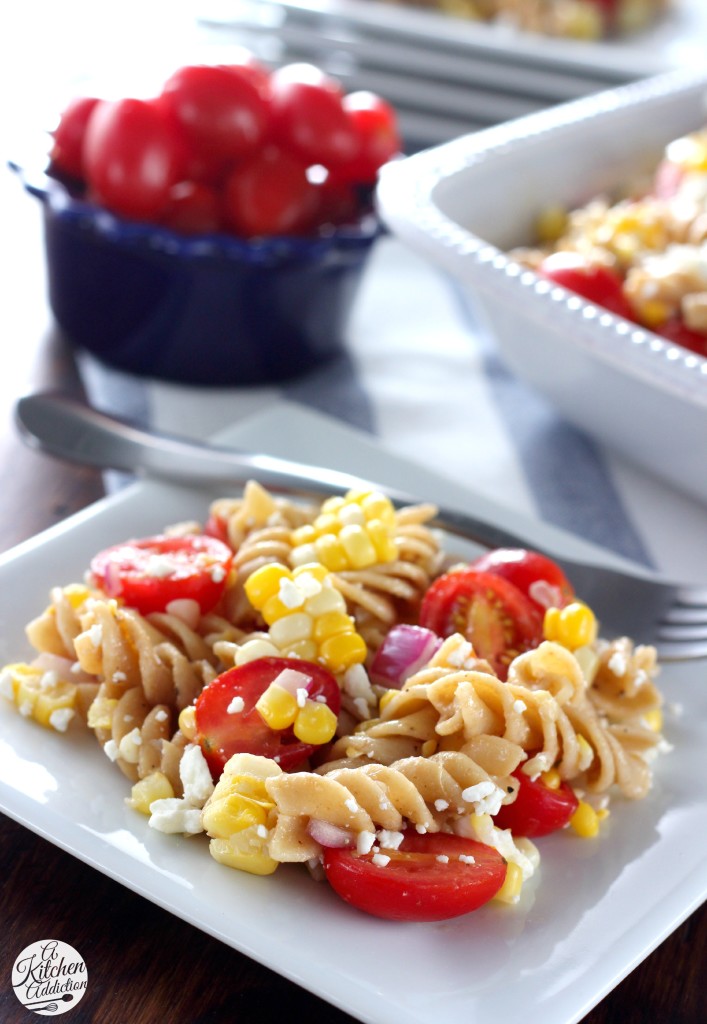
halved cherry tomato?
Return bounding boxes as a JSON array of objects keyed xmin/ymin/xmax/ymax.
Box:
[
  {"xmin": 323, "ymin": 831, "xmax": 507, "ymax": 921},
  {"xmin": 194, "ymin": 657, "xmax": 341, "ymax": 777},
  {"xmin": 89, "ymin": 534, "xmax": 233, "ymax": 616},
  {"xmin": 419, "ymin": 569, "xmax": 543, "ymax": 679},
  {"xmin": 493, "ymin": 767, "xmax": 578, "ymax": 838},
  {"xmin": 83, "ymin": 98, "xmax": 183, "ymax": 220},
  {"xmin": 538, "ymin": 252, "xmax": 635, "ymax": 322},
  {"xmin": 469, "ymin": 548, "xmax": 574, "ymax": 614},
  {"xmin": 50, "ymin": 95, "xmax": 100, "ymax": 180}
]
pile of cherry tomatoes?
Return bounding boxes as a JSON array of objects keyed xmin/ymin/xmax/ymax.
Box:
[{"xmin": 49, "ymin": 58, "xmax": 401, "ymax": 239}]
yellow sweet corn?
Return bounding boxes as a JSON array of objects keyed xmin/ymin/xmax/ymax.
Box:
[
  {"xmin": 204, "ymin": 753, "xmax": 281, "ymax": 876},
  {"xmin": 570, "ymin": 799, "xmax": 600, "ymax": 838},
  {"xmin": 665, "ymin": 131, "xmax": 707, "ymax": 173},
  {"xmin": 540, "ymin": 768, "xmax": 562, "ymax": 790},
  {"xmin": 494, "ymin": 861, "xmax": 524, "ymax": 904},
  {"xmin": 289, "ymin": 489, "xmax": 397, "ymax": 570},
  {"xmin": 643, "ymin": 708, "xmax": 663, "ymax": 733},
  {"xmin": 129, "ymin": 772, "xmax": 175, "ymax": 815},
  {"xmin": 178, "ymin": 705, "xmax": 197, "ymax": 740},
  {"xmin": 544, "ymin": 601, "xmax": 598, "ymax": 650},
  {"xmin": 1, "ymin": 663, "xmax": 78, "ymax": 732},
  {"xmin": 255, "ymin": 683, "xmax": 299, "ymax": 731},
  {"xmin": 242, "ymin": 562, "xmax": 367, "ymax": 673},
  {"xmin": 535, "ymin": 205, "xmax": 569, "ymax": 244},
  {"xmin": 293, "ymin": 700, "xmax": 338, "ymax": 744}
]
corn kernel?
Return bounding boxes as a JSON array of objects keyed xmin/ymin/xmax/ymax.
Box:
[
  {"xmin": 87, "ymin": 696, "xmax": 118, "ymax": 730},
  {"xmin": 178, "ymin": 705, "xmax": 197, "ymax": 740},
  {"xmin": 235, "ymin": 637, "xmax": 280, "ymax": 666},
  {"xmin": 304, "ymin": 585, "xmax": 346, "ymax": 617},
  {"xmin": 643, "ymin": 708, "xmax": 663, "ymax": 732},
  {"xmin": 244, "ymin": 563, "xmax": 291, "ymax": 609},
  {"xmin": 319, "ymin": 631, "xmax": 367, "ymax": 673},
  {"xmin": 314, "ymin": 534, "xmax": 349, "ymax": 571},
  {"xmin": 544, "ymin": 601, "xmax": 597, "ymax": 650},
  {"xmin": 494, "ymin": 861, "xmax": 524, "ymax": 904},
  {"xmin": 313, "ymin": 611, "xmax": 353, "ymax": 643},
  {"xmin": 293, "ymin": 562, "xmax": 329, "ymax": 584},
  {"xmin": 338, "ymin": 524, "xmax": 377, "ymax": 568},
  {"xmin": 540, "ymin": 769, "xmax": 562, "ymax": 790},
  {"xmin": 635, "ymin": 298, "xmax": 671, "ymax": 328},
  {"xmin": 129, "ymin": 772, "xmax": 175, "ymax": 814},
  {"xmin": 293, "ymin": 700, "xmax": 338, "ymax": 744},
  {"xmin": 314, "ymin": 512, "xmax": 342, "ymax": 535},
  {"xmin": 320, "ymin": 496, "xmax": 346, "ymax": 515},
  {"xmin": 421, "ymin": 739, "xmax": 437, "ymax": 757},
  {"xmin": 255, "ymin": 683, "xmax": 299, "ymax": 730},
  {"xmin": 203, "ymin": 795, "xmax": 268, "ymax": 836},
  {"xmin": 209, "ymin": 833, "xmax": 279, "ymax": 876},
  {"xmin": 64, "ymin": 584, "xmax": 92, "ymax": 609},
  {"xmin": 361, "ymin": 492, "xmax": 395, "ymax": 526},
  {"xmin": 269, "ymin": 612, "xmax": 313, "ymax": 648},
  {"xmin": 577, "ymin": 734, "xmax": 594, "ymax": 769},
  {"xmin": 34, "ymin": 682, "xmax": 76, "ymax": 729},
  {"xmin": 570, "ymin": 800, "xmax": 600, "ymax": 838},
  {"xmin": 378, "ymin": 690, "xmax": 397, "ymax": 713},
  {"xmin": 261, "ymin": 593, "xmax": 295, "ymax": 627},
  {"xmin": 367, "ymin": 519, "xmax": 398, "ymax": 562},
  {"xmin": 291, "ymin": 524, "xmax": 317, "ymax": 547},
  {"xmin": 536, "ymin": 205, "xmax": 569, "ymax": 244}
]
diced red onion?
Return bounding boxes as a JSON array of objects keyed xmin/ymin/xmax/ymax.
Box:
[
  {"xmin": 369, "ymin": 624, "xmax": 442, "ymax": 689},
  {"xmin": 306, "ymin": 819, "xmax": 355, "ymax": 849}
]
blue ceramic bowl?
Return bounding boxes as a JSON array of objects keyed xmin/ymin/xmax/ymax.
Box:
[{"xmin": 12, "ymin": 160, "xmax": 381, "ymax": 386}]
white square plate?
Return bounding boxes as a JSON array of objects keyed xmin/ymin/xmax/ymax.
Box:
[{"xmin": 1, "ymin": 404, "xmax": 706, "ymax": 1024}]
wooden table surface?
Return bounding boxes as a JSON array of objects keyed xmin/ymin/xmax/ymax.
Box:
[{"xmin": 1, "ymin": 158, "xmax": 705, "ymax": 1024}]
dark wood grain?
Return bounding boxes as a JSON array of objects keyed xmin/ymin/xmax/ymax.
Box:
[{"xmin": 1, "ymin": 162, "xmax": 705, "ymax": 1024}]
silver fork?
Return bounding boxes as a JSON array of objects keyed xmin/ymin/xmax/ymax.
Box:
[{"xmin": 14, "ymin": 392, "xmax": 707, "ymax": 661}]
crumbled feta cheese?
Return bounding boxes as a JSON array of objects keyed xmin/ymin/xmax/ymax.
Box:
[
  {"xmin": 376, "ymin": 829, "xmax": 404, "ymax": 850},
  {"xmin": 49, "ymin": 708, "xmax": 75, "ymax": 732},
  {"xmin": 608, "ymin": 652, "xmax": 628, "ymax": 677},
  {"xmin": 345, "ymin": 797, "xmax": 359, "ymax": 814},
  {"xmin": 446, "ymin": 640, "xmax": 474, "ymax": 667},
  {"xmin": 148, "ymin": 797, "xmax": 204, "ymax": 834},
  {"xmin": 18, "ymin": 701, "xmax": 33, "ymax": 717},
  {"xmin": 436, "ymin": 855, "xmax": 449, "ymax": 864},
  {"xmin": 278, "ymin": 577, "xmax": 305, "ymax": 609},
  {"xmin": 39, "ymin": 670, "xmax": 59, "ymax": 691},
  {"xmin": 0, "ymin": 670, "xmax": 14, "ymax": 700},
  {"xmin": 357, "ymin": 830, "xmax": 376, "ymax": 855},
  {"xmin": 513, "ymin": 699, "xmax": 527, "ymax": 714},
  {"xmin": 256, "ymin": 824, "xmax": 268, "ymax": 839},
  {"xmin": 103, "ymin": 739, "xmax": 119, "ymax": 762},
  {"xmin": 118, "ymin": 727, "xmax": 143, "ymax": 764},
  {"xmin": 154, "ymin": 709, "xmax": 169, "ymax": 722},
  {"xmin": 179, "ymin": 744, "xmax": 215, "ymax": 805},
  {"xmin": 434, "ymin": 799, "xmax": 449, "ymax": 812},
  {"xmin": 293, "ymin": 572, "xmax": 322, "ymax": 599},
  {"xmin": 372, "ymin": 853, "xmax": 390, "ymax": 867},
  {"xmin": 296, "ymin": 687, "xmax": 308, "ymax": 708},
  {"xmin": 88, "ymin": 624, "xmax": 103, "ymax": 648},
  {"xmin": 459, "ymin": 854, "xmax": 476, "ymax": 865},
  {"xmin": 144, "ymin": 554, "xmax": 179, "ymax": 579},
  {"xmin": 461, "ymin": 781, "xmax": 505, "ymax": 816},
  {"xmin": 210, "ymin": 564, "xmax": 226, "ymax": 583},
  {"xmin": 112, "ymin": 671, "xmax": 127, "ymax": 683},
  {"xmin": 227, "ymin": 696, "xmax": 245, "ymax": 714}
]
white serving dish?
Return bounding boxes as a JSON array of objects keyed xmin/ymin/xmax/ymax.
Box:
[{"xmin": 376, "ymin": 68, "xmax": 707, "ymax": 505}]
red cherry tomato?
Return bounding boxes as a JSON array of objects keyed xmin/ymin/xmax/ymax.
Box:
[
  {"xmin": 159, "ymin": 64, "xmax": 270, "ymax": 176},
  {"xmin": 419, "ymin": 569, "xmax": 543, "ymax": 679},
  {"xmin": 340, "ymin": 91, "xmax": 401, "ymax": 184},
  {"xmin": 468, "ymin": 548, "xmax": 574, "ymax": 614},
  {"xmin": 221, "ymin": 145, "xmax": 319, "ymax": 238},
  {"xmin": 89, "ymin": 534, "xmax": 233, "ymax": 616},
  {"xmin": 322, "ymin": 831, "xmax": 507, "ymax": 921},
  {"xmin": 493, "ymin": 768, "xmax": 578, "ymax": 838},
  {"xmin": 83, "ymin": 98, "xmax": 183, "ymax": 220},
  {"xmin": 194, "ymin": 658, "xmax": 341, "ymax": 777},
  {"xmin": 50, "ymin": 95, "xmax": 100, "ymax": 179},
  {"xmin": 161, "ymin": 180, "xmax": 222, "ymax": 235},
  {"xmin": 538, "ymin": 252, "xmax": 635, "ymax": 322},
  {"xmin": 654, "ymin": 317, "xmax": 707, "ymax": 358},
  {"xmin": 269, "ymin": 63, "xmax": 358, "ymax": 168}
]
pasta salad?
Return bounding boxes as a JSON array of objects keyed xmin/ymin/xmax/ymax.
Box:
[{"xmin": 0, "ymin": 481, "xmax": 668, "ymax": 921}]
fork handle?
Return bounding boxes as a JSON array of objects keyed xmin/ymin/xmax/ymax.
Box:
[{"xmin": 15, "ymin": 392, "xmax": 550, "ymax": 553}]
